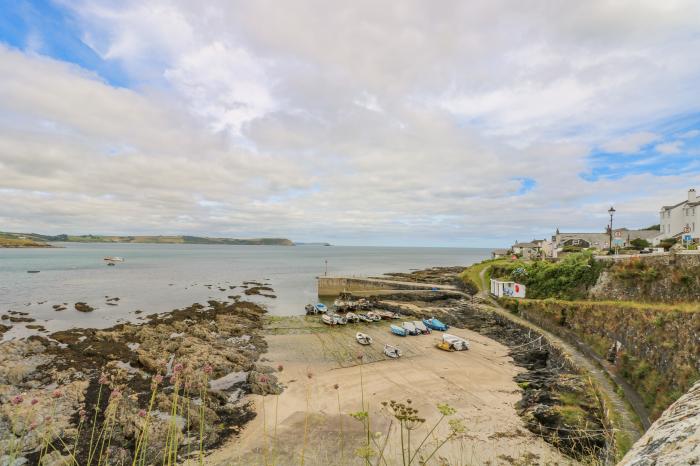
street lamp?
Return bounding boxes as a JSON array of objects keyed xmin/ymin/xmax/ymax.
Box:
[{"xmin": 608, "ymin": 206, "xmax": 616, "ymax": 253}]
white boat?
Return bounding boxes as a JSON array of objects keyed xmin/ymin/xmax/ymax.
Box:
[
  {"xmin": 356, "ymin": 313, "xmax": 373, "ymax": 323},
  {"xmin": 356, "ymin": 332, "xmax": 372, "ymax": 345},
  {"xmin": 103, "ymin": 256, "xmax": 125, "ymax": 262},
  {"xmin": 402, "ymin": 322, "xmax": 418, "ymax": 335},
  {"xmin": 413, "ymin": 321, "xmax": 430, "ymax": 334},
  {"xmin": 366, "ymin": 312, "xmax": 382, "ymax": 322},
  {"xmin": 345, "ymin": 312, "xmax": 360, "ymax": 323},
  {"xmin": 442, "ymin": 333, "xmax": 469, "ymax": 351},
  {"xmin": 333, "ymin": 314, "xmax": 347, "ymax": 325},
  {"xmin": 321, "ymin": 314, "xmax": 336, "ymax": 325},
  {"xmin": 384, "ymin": 344, "xmax": 402, "ymax": 359}
]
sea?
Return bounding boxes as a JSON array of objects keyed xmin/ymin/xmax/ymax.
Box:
[{"xmin": 0, "ymin": 243, "xmax": 489, "ymax": 339}]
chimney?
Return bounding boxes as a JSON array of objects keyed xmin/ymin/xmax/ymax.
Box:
[{"xmin": 689, "ymin": 189, "xmax": 697, "ymax": 203}]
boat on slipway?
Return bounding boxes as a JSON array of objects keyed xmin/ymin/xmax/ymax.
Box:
[
  {"xmin": 384, "ymin": 344, "xmax": 402, "ymax": 358},
  {"xmin": 423, "ymin": 317, "xmax": 448, "ymax": 332},
  {"xmin": 356, "ymin": 332, "xmax": 372, "ymax": 345},
  {"xmin": 390, "ymin": 324, "xmax": 408, "ymax": 337}
]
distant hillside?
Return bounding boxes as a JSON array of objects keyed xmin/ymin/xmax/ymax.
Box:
[
  {"xmin": 0, "ymin": 233, "xmax": 54, "ymax": 248},
  {"xmin": 0, "ymin": 232, "xmax": 294, "ymax": 247}
]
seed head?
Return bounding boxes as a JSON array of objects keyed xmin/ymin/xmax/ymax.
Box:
[{"xmin": 333, "ymin": 384, "xmax": 339, "ymax": 390}]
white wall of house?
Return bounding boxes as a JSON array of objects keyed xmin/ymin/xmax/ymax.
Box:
[{"xmin": 659, "ymin": 189, "xmax": 700, "ymax": 241}]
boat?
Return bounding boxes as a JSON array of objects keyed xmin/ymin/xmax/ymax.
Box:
[
  {"xmin": 333, "ymin": 314, "xmax": 347, "ymax": 325},
  {"xmin": 436, "ymin": 341, "xmax": 455, "ymax": 352},
  {"xmin": 333, "ymin": 292, "xmax": 357, "ymax": 311},
  {"xmin": 321, "ymin": 314, "xmax": 336, "ymax": 325},
  {"xmin": 356, "ymin": 313, "xmax": 373, "ymax": 323},
  {"xmin": 442, "ymin": 333, "xmax": 469, "ymax": 351},
  {"xmin": 345, "ymin": 312, "xmax": 360, "ymax": 323},
  {"xmin": 27, "ymin": 270, "xmax": 40, "ymax": 273},
  {"xmin": 103, "ymin": 256, "xmax": 125, "ymax": 262},
  {"xmin": 305, "ymin": 304, "xmax": 317, "ymax": 315},
  {"xmin": 377, "ymin": 310, "xmax": 399, "ymax": 320},
  {"xmin": 390, "ymin": 324, "xmax": 408, "ymax": 336},
  {"xmin": 107, "ymin": 262, "xmax": 116, "ymax": 266},
  {"xmin": 402, "ymin": 322, "xmax": 419, "ymax": 336},
  {"xmin": 423, "ymin": 318, "xmax": 448, "ymax": 332},
  {"xmin": 314, "ymin": 303, "xmax": 328, "ymax": 314},
  {"xmin": 384, "ymin": 344, "xmax": 402, "ymax": 358},
  {"xmin": 356, "ymin": 332, "xmax": 372, "ymax": 345},
  {"xmin": 366, "ymin": 312, "xmax": 382, "ymax": 322},
  {"xmin": 413, "ymin": 321, "xmax": 430, "ymax": 334}
]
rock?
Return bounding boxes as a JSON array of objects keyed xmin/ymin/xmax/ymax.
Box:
[{"xmin": 74, "ymin": 302, "xmax": 94, "ymax": 312}]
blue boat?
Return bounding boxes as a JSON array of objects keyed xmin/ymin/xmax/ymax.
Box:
[
  {"xmin": 423, "ymin": 318, "xmax": 448, "ymax": 332},
  {"xmin": 314, "ymin": 303, "xmax": 328, "ymax": 313},
  {"xmin": 390, "ymin": 324, "xmax": 408, "ymax": 336}
]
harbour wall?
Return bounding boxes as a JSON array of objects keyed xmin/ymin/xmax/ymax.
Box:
[{"xmin": 317, "ymin": 276, "xmax": 441, "ymax": 296}]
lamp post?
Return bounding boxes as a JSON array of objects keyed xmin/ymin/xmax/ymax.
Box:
[{"xmin": 608, "ymin": 206, "xmax": 616, "ymax": 253}]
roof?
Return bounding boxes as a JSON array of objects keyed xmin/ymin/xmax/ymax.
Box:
[{"xmin": 514, "ymin": 242, "xmax": 540, "ymax": 248}]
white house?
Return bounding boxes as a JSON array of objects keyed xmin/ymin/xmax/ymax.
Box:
[
  {"xmin": 658, "ymin": 189, "xmax": 700, "ymax": 242},
  {"xmin": 490, "ymin": 279, "xmax": 526, "ymax": 298}
]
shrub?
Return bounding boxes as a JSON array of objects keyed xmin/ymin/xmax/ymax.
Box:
[{"xmin": 630, "ymin": 238, "xmax": 651, "ymax": 249}]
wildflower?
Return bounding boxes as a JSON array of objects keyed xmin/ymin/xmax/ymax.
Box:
[
  {"xmin": 138, "ymin": 409, "xmax": 147, "ymax": 418},
  {"xmin": 51, "ymin": 389, "xmax": 63, "ymax": 399},
  {"xmin": 98, "ymin": 373, "xmax": 109, "ymax": 385},
  {"xmin": 333, "ymin": 384, "xmax": 339, "ymax": 390},
  {"xmin": 30, "ymin": 398, "xmax": 39, "ymax": 406},
  {"xmin": 437, "ymin": 403, "xmax": 456, "ymax": 416},
  {"xmin": 277, "ymin": 364, "xmax": 284, "ymax": 372},
  {"xmin": 11, "ymin": 394, "xmax": 24, "ymax": 405},
  {"xmin": 153, "ymin": 374, "xmax": 164, "ymax": 384},
  {"xmin": 79, "ymin": 409, "xmax": 87, "ymax": 421},
  {"xmin": 448, "ymin": 418, "xmax": 466, "ymax": 435},
  {"xmin": 29, "ymin": 421, "xmax": 38, "ymax": 431},
  {"xmin": 45, "ymin": 415, "xmax": 52, "ymax": 423},
  {"xmin": 259, "ymin": 376, "xmax": 268, "ymax": 383},
  {"xmin": 203, "ymin": 364, "xmax": 213, "ymax": 375},
  {"xmin": 109, "ymin": 389, "xmax": 122, "ymax": 400},
  {"xmin": 173, "ymin": 362, "xmax": 184, "ymax": 373}
]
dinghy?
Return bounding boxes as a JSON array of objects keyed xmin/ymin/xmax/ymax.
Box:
[
  {"xmin": 384, "ymin": 344, "xmax": 402, "ymax": 358},
  {"xmin": 305, "ymin": 304, "xmax": 317, "ymax": 315},
  {"xmin": 390, "ymin": 324, "xmax": 408, "ymax": 336},
  {"xmin": 366, "ymin": 312, "xmax": 382, "ymax": 322},
  {"xmin": 436, "ymin": 341, "xmax": 455, "ymax": 352},
  {"xmin": 356, "ymin": 332, "xmax": 372, "ymax": 345},
  {"xmin": 377, "ymin": 310, "xmax": 401, "ymax": 320},
  {"xmin": 413, "ymin": 321, "xmax": 430, "ymax": 334},
  {"xmin": 402, "ymin": 322, "xmax": 419, "ymax": 336},
  {"xmin": 333, "ymin": 314, "xmax": 347, "ymax": 325},
  {"xmin": 442, "ymin": 333, "xmax": 469, "ymax": 351},
  {"xmin": 314, "ymin": 303, "xmax": 328, "ymax": 314},
  {"xmin": 345, "ymin": 312, "xmax": 360, "ymax": 323},
  {"xmin": 321, "ymin": 314, "xmax": 335, "ymax": 325},
  {"xmin": 423, "ymin": 317, "xmax": 448, "ymax": 332},
  {"xmin": 356, "ymin": 313, "xmax": 373, "ymax": 323}
]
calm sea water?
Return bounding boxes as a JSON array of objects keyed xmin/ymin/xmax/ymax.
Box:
[{"xmin": 0, "ymin": 243, "xmax": 488, "ymax": 338}]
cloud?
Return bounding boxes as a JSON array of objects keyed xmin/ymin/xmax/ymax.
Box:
[
  {"xmin": 655, "ymin": 141, "xmax": 683, "ymax": 154},
  {"xmin": 600, "ymin": 132, "xmax": 659, "ymax": 154},
  {"xmin": 3, "ymin": 1, "xmax": 700, "ymax": 245}
]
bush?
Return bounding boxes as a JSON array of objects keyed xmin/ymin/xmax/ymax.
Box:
[
  {"xmin": 630, "ymin": 238, "xmax": 651, "ymax": 249},
  {"xmin": 508, "ymin": 252, "xmax": 604, "ymax": 300}
]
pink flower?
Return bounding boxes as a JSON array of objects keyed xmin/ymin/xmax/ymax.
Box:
[
  {"xmin": 30, "ymin": 398, "xmax": 39, "ymax": 406},
  {"xmin": 259, "ymin": 376, "xmax": 268, "ymax": 383},
  {"xmin": 51, "ymin": 389, "xmax": 63, "ymax": 399},
  {"xmin": 203, "ymin": 365, "xmax": 213, "ymax": 375},
  {"xmin": 109, "ymin": 389, "xmax": 122, "ymax": 400},
  {"xmin": 98, "ymin": 373, "xmax": 109, "ymax": 385},
  {"xmin": 153, "ymin": 374, "xmax": 164, "ymax": 384},
  {"xmin": 138, "ymin": 409, "xmax": 147, "ymax": 418},
  {"xmin": 173, "ymin": 363, "xmax": 184, "ymax": 373},
  {"xmin": 11, "ymin": 394, "xmax": 23, "ymax": 405}
]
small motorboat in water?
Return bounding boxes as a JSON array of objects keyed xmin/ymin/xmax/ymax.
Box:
[
  {"xmin": 103, "ymin": 256, "xmax": 125, "ymax": 262},
  {"xmin": 442, "ymin": 333, "xmax": 469, "ymax": 351},
  {"xmin": 384, "ymin": 344, "xmax": 402, "ymax": 358},
  {"xmin": 390, "ymin": 324, "xmax": 408, "ymax": 336},
  {"xmin": 413, "ymin": 321, "xmax": 430, "ymax": 334},
  {"xmin": 402, "ymin": 321, "xmax": 419, "ymax": 336},
  {"xmin": 423, "ymin": 317, "xmax": 448, "ymax": 332},
  {"xmin": 345, "ymin": 312, "xmax": 360, "ymax": 323},
  {"xmin": 356, "ymin": 332, "xmax": 373, "ymax": 345}
]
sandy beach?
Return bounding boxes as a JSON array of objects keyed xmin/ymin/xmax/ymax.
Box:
[{"xmin": 204, "ymin": 316, "xmax": 577, "ymax": 465}]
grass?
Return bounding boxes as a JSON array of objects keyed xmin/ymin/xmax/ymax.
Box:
[
  {"xmin": 0, "ymin": 235, "xmax": 50, "ymax": 247},
  {"xmin": 459, "ymin": 258, "xmax": 509, "ymax": 292}
]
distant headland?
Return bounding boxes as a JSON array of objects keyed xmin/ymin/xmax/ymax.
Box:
[{"xmin": 0, "ymin": 231, "xmax": 296, "ymax": 247}]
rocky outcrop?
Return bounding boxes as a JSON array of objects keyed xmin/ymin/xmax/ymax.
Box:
[
  {"xmin": 619, "ymin": 380, "xmax": 700, "ymax": 465},
  {"xmin": 590, "ymin": 252, "xmax": 700, "ymax": 303}
]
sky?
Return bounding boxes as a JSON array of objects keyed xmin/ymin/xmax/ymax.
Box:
[{"xmin": 1, "ymin": 1, "xmax": 700, "ymax": 247}]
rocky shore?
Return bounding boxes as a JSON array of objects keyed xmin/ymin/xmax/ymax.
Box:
[{"xmin": 0, "ymin": 297, "xmax": 280, "ymax": 465}]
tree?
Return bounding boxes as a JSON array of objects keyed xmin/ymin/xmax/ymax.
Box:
[{"xmin": 630, "ymin": 238, "xmax": 651, "ymax": 249}]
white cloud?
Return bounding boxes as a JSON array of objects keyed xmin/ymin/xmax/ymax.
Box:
[
  {"xmin": 4, "ymin": 1, "xmax": 700, "ymax": 245},
  {"xmin": 655, "ymin": 141, "xmax": 683, "ymax": 154},
  {"xmin": 600, "ymin": 132, "xmax": 659, "ymax": 154}
]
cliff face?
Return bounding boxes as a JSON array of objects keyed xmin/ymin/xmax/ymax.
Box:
[
  {"xmin": 619, "ymin": 380, "xmax": 700, "ymax": 465},
  {"xmin": 501, "ymin": 298, "xmax": 700, "ymax": 420},
  {"xmin": 590, "ymin": 253, "xmax": 700, "ymax": 303}
]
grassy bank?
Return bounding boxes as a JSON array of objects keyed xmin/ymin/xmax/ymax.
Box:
[{"xmin": 501, "ymin": 297, "xmax": 700, "ymax": 419}]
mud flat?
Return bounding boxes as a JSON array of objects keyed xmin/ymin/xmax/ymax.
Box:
[{"xmin": 203, "ymin": 316, "xmax": 577, "ymax": 466}]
